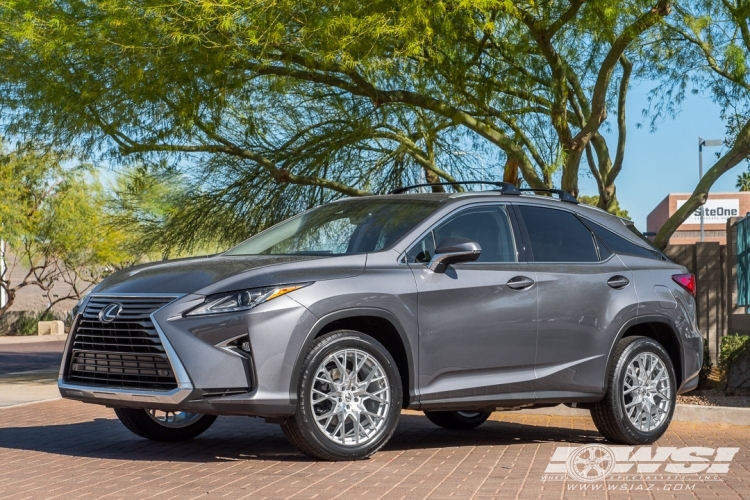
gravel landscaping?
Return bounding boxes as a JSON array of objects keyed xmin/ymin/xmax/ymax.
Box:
[{"xmin": 678, "ymin": 389, "xmax": 750, "ymax": 408}]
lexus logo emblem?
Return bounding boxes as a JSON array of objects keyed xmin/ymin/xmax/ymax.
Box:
[{"xmin": 98, "ymin": 303, "xmax": 122, "ymax": 323}]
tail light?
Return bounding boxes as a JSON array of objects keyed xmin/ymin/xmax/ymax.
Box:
[{"xmin": 672, "ymin": 273, "xmax": 696, "ymax": 297}]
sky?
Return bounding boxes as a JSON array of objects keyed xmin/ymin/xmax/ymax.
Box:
[{"xmin": 578, "ymin": 83, "xmax": 737, "ymax": 230}]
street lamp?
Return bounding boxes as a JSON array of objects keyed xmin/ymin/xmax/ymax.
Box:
[
  {"xmin": 698, "ymin": 138, "xmax": 723, "ymax": 242},
  {"xmin": 452, "ymin": 151, "xmax": 487, "ymax": 190}
]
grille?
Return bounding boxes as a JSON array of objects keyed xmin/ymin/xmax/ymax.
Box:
[{"xmin": 66, "ymin": 295, "xmax": 179, "ymax": 390}]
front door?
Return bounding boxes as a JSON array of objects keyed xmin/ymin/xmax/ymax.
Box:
[{"xmin": 407, "ymin": 204, "xmax": 538, "ymax": 408}]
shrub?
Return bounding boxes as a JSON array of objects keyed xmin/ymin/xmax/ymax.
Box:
[
  {"xmin": 13, "ymin": 311, "xmax": 55, "ymax": 336},
  {"xmin": 720, "ymin": 334, "xmax": 750, "ymax": 370}
]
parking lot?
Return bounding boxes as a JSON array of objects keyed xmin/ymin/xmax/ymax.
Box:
[{"xmin": 1, "ymin": 399, "xmax": 748, "ymax": 499}]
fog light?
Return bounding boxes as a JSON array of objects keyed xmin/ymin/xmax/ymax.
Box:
[{"xmin": 240, "ymin": 341, "xmax": 251, "ymax": 352}]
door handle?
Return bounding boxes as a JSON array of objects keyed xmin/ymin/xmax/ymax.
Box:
[
  {"xmin": 607, "ymin": 275, "xmax": 630, "ymax": 289},
  {"xmin": 507, "ymin": 276, "xmax": 535, "ymax": 290}
]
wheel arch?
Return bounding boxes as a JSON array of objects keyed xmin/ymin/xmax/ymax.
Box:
[
  {"xmin": 289, "ymin": 308, "xmax": 415, "ymax": 410},
  {"xmin": 605, "ymin": 315, "xmax": 685, "ymax": 391}
]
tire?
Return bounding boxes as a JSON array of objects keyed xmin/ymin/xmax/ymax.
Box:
[
  {"xmin": 114, "ymin": 407, "xmax": 217, "ymax": 442},
  {"xmin": 424, "ymin": 410, "xmax": 492, "ymax": 430},
  {"xmin": 281, "ymin": 330, "xmax": 403, "ymax": 461},
  {"xmin": 591, "ymin": 336, "xmax": 676, "ymax": 445}
]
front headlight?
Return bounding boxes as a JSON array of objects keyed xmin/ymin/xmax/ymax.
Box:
[{"xmin": 185, "ymin": 283, "xmax": 312, "ymax": 317}]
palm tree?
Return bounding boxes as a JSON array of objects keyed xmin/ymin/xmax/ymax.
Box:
[{"xmin": 737, "ymin": 171, "xmax": 750, "ymax": 192}]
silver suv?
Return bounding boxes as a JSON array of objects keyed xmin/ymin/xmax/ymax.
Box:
[{"xmin": 58, "ymin": 182, "xmax": 702, "ymax": 460}]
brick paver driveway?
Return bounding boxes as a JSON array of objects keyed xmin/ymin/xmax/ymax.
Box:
[{"xmin": 1, "ymin": 400, "xmax": 748, "ymax": 499}]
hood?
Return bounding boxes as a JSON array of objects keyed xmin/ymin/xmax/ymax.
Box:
[{"xmin": 92, "ymin": 254, "xmax": 367, "ymax": 295}]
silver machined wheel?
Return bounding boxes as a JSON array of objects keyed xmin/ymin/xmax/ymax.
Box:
[
  {"xmin": 310, "ymin": 347, "xmax": 391, "ymax": 446},
  {"xmin": 145, "ymin": 409, "xmax": 204, "ymax": 429},
  {"xmin": 622, "ymin": 352, "xmax": 672, "ymax": 432}
]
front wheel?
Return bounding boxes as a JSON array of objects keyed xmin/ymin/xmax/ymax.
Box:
[
  {"xmin": 281, "ymin": 330, "xmax": 403, "ymax": 461},
  {"xmin": 114, "ymin": 408, "xmax": 217, "ymax": 441},
  {"xmin": 424, "ymin": 410, "xmax": 492, "ymax": 430},
  {"xmin": 591, "ymin": 336, "xmax": 676, "ymax": 445}
]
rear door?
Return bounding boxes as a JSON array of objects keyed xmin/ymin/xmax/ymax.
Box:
[
  {"xmin": 515, "ymin": 205, "xmax": 637, "ymax": 398},
  {"xmin": 407, "ymin": 203, "xmax": 538, "ymax": 407}
]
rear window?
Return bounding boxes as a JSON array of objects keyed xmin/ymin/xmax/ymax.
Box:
[{"xmin": 588, "ymin": 221, "xmax": 666, "ymax": 261}]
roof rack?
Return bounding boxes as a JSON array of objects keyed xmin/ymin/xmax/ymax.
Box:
[
  {"xmin": 518, "ymin": 188, "xmax": 579, "ymax": 204},
  {"xmin": 389, "ymin": 181, "xmax": 521, "ymax": 195}
]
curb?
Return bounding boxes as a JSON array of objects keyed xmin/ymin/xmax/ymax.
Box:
[
  {"xmin": 0, "ymin": 369, "xmax": 59, "ymax": 382},
  {"xmin": 0, "ymin": 334, "xmax": 68, "ymax": 344},
  {"xmin": 512, "ymin": 403, "xmax": 750, "ymax": 426}
]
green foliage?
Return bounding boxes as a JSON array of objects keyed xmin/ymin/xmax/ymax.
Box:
[
  {"xmin": 719, "ymin": 334, "xmax": 750, "ymax": 370},
  {"xmin": 578, "ymin": 195, "xmax": 630, "ymax": 219},
  {"xmin": 13, "ymin": 311, "xmax": 54, "ymax": 336},
  {"xmin": 0, "ymin": 0, "xmax": 674, "ymax": 252},
  {"xmin": 703, "ymin": 339, "xmax": 713, "ymax": 371},
  {"xmin": 737, "ymin": 171, "xmax": 750, "ymax": 192},
  {"xmin": 0, "ymin": 144, "xmax": 138, "ymax": 314}
]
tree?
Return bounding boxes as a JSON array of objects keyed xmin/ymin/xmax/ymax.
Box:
[
  {"xmin": 0, "ymin": 0, "xmax": 674, "ymax": 251},
  {"xmin": 650, "ymin": 1, "xmax": 750, "ymax": 248},
  {"xmin": 578, "ymin": 195, "xmax": 630, "ymax": 219},
  {"xmin": 0, "ymin": 145, "xmax": 134, "ymax": 315},
  {"xmin": 738, "ymin": 171, "xmax": 750, "ymax": 192}
]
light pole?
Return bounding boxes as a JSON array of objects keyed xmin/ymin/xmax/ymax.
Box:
[
  {"xmin": 698, "ymin": 138, "xmax": 723, "ymax": 242},
  {"xmin": 452, "ymin": 151, "xmax": 486, "ymax": 190}
]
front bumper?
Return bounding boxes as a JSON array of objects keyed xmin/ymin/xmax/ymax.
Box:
[{"xmin": 59, "ymin": 293, "xmax": 318, "ymax": 417}]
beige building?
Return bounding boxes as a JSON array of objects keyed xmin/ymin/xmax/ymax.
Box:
[{"xmin": 647, "ymin": 192, "xmax": 750, "ymax": 245}]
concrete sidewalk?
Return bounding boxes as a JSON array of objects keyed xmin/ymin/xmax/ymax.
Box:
[
  {"xmin": 0, "ymin": 333, "xmax": 67, "ymax": 344},
  {"xmin": 0, "ymin": 370, "xmax": 60, "ymax": 408},
  {"xmin": 518, "ymin": 402, "xmax": 750, "ymax": 426}
]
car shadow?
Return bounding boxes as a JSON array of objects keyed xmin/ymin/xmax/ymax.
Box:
[{"xmin": 0, "ymin": 413, "xmax": 603, "ymax": 463}]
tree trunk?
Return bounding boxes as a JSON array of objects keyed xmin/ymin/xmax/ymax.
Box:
[
  {"xmin": 425, "ymin": 168, "xmax": 445, "ymax": 192},
  {"xmin": 503, "ymin": 158, "xmax": 520, "ymax": 187}
]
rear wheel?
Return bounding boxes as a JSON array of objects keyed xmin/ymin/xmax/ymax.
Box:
[
  {"xmin": 424, "ymin": 410, "xmax": 492, "ymax": 430},
  {"xmin": 591, "ymin": 336, "xmax": 676, "ymax": 445},
  {"xmin": 281, "ymin": 330, "xmax": 402, "ymax": 461},
  {"xmin": 114, "ymin": 408, "xmax": 217, "ymax": 441}
]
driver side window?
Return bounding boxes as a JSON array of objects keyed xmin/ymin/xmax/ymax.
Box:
[{"xmin": 406, "ymin": 205, "xmax": 517, "ymax": 264}]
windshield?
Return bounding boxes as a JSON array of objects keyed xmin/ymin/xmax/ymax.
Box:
[{"xmin": 225, "ymin": 198, "xmax": 441, "ymax": 256}]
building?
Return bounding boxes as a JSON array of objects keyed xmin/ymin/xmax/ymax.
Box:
[{"xmin": 647, "ymin": 192, "xmax": 750, "ymax": 245}]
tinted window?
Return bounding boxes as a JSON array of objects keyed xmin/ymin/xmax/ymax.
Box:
[
  {"xmin": 406, "ymin": 232, "xmax": 436, "ymax": 263},
  {"xmin": 226, "ymin": 199, "xmax": 440, "ymax": 256},
  {"xmin": 594, "ymin": 235, "xmax": 613, "ymax": 260},
  {"xmin": 590, "ymin": 222, "xmax": 664, "ymax": 260},
  {"xmin": 518, "ymin": 206, "xmax": 598, "ymax": 262},
  {"xmin": 407, "ymin": 205, "xmax": 517, "ymax": 263}
]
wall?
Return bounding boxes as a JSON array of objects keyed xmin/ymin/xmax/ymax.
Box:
[
  {"xmin": 663, "ymin": 242, "xmax": 727, "ymax": 364},
  {"xmin": 1, "ymin": 251, "xmax": 88, "ymax": 314}
]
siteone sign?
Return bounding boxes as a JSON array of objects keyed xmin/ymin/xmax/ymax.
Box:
[{"xmin": 676, "ymin": 199, "xmax": 740, "ymax": 224}]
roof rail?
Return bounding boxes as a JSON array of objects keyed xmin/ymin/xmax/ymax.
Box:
[
  {"xmin": 518, "ymin": 188, "xmax": 579, "ymax": 204},
  {"xmin": 389, "ymin": 181, "xmax": 521, "ymax": 195}
]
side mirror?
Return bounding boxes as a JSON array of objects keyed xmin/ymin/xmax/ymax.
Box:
[{"xmin": 428, "ymin": 237, "xmax": 482, "ymax": 272}]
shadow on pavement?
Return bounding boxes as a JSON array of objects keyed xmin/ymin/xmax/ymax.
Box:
[{"xmin": 0, "ymin": 413, "xmax": 603, "ymax": 463}]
